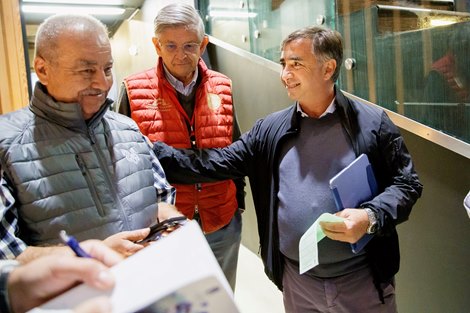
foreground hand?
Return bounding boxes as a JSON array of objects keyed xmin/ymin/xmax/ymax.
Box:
[
  {"xmin": 157, "ymin": 202, "xmax": 185, "ymax": 221},
  {"xmin": 74, "ymin": 296, "xmax": 112, "ymax": 313},
  {"xmin": 103, "ymin": 228, "xmax": 150, "ymax": 257},
  {"xmin": 319, "ymin": 208, "xmax": 369, "ymax": 243},
  {"xmin": 8, "ymin": 240, "xmax": 122, "ymax": 313}
]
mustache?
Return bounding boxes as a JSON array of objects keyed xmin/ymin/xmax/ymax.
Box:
[{"xmin": 79, "ymin": 88, "xmax": 107, "ymax": 97}]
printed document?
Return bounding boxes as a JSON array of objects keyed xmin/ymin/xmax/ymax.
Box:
[{"xmin": 28, "ymin": 221, "xmax": 239, "ymax": 313}]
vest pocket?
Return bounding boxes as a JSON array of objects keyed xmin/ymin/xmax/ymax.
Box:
[{"xmin": 75, "ymin": 154, "xmax": 106, "ymax": 217}]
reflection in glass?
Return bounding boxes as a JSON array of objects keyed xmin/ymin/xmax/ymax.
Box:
[
  {"xmin": 201, "ymin": 0, "xmax": 470, "ymax": 143},
  {"xmin": 420, "ymin": 22, "xmax": 470, "ymax": 141}
]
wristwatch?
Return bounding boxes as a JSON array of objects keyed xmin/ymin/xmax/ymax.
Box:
[{"xmin": 364, "ymin": 208, "xmax": 378, "ymax": 234}]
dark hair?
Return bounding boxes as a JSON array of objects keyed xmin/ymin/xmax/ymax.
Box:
[{"xmin": 281, "ymin": 26, "xmax": 343, "ymax": 82}]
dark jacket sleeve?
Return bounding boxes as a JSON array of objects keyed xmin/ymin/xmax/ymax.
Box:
[
  {"xmin": 362, "ymin": 111, "xmax": 423, "ymax": 235},
  {"xmin": 154, "ymin": 129, "xmax": 255, "ymax": 184},
  {"xmin": 231, "ymin": 99, "xmax": 246, "ymax": 210},
  {"xmin": 116, "ymin": 82, "xmax": 131, "ymax": 116}
]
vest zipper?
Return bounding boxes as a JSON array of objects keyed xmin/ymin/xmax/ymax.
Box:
[
  {"xmin": 88, "ymin": 128, "xmax": 96, "ymax": 145},
  {"xmin": 194, "ymin": 204, "xmax": 200, "ymax": 223},
  {"xmin": 189, "ymin": 124, "xmax": 203, "ymax": 230},
  {"xmin": 75, "ymin": 154, "xmax": 106, "ymax": 217},
  {"xmin": 194, "ymin": 183, "xmax": 204, "ymax": 231},
  {"xmin": 88, "ymin": 124, "xmax": 131, "ymax": 230},
  {"xmin": 190, "ymin": 125, "xmax": 197, "ymax": 149}
]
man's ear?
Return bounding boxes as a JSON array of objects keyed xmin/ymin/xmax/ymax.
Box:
[
  {"xmin": 152, "ymin": 37, "xmax": 162, "ymax": 56},
  {"xmin": 34, "ymin": 56, "xmax": 49, "ymax": 85},
  {"xmin": 200, "ymin": 35, "xmax": 209, "ymax": 54},
  {"xmin": 323, "ymin": 59, "xmax": 337, "ymax": 81}
]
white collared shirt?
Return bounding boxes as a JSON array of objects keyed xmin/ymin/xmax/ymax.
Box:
[
  {"xmin": 297, "ymin": 97, "xmax": 336, "ymax": 118},
  {"xmin": 162, "ymin": 63, "xmax": 198, "ymax": 96}
]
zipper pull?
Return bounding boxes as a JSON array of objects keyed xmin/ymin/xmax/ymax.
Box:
[
  {"xmin": 193, "ymin": 204, "xmax": 201, "ymax": 223},
  {"xmin": 75, "ymin": 154, "xmax": 86, "ymax": 175},
  {"xmin": 88, "ymin": 128, "xmax": 96, "ymax": 144},
  {"xmin": 190, "ymin": 126, "xmax": 196, "ymax": 148}
]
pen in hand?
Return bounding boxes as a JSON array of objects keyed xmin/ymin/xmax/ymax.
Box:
[{"xmin": 59, "ymin": 230, "xmax": 92, "ymax": 258}]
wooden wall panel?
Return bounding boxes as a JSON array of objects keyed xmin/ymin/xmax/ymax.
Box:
[{"xmin": 0, "ymin": 0, "xmax": 29, "ymax": 114}]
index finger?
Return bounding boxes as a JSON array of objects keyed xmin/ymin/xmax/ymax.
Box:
[
  {"xmin": 81, "ymin": 240, "xmax": 124, "ymax": 266},
  {"xmin": 320, "ymin": 221, "xmax": 346, "ymax": 232}
]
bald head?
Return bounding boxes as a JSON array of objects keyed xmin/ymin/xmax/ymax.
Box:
[
  {"xmin": 35, "ymin": 14, "xmax": 109, "ymax": 62},
  {"xmin": 33, "ymin": 14, "xmax": 114, "ymax": 119}
]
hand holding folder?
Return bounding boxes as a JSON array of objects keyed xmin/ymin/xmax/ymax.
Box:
[
  {"xmin": 329, "ymin": 154, "xmax": 379, "ymax": 253},
  {"xmin": 299, "ymin": 154, "xmax": 379, "ymax": 274}
]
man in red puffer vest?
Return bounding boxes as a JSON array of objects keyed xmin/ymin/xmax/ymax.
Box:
[
  {"xmin": 117, "ymin": 3, "xmax": 245, "ymax": 290},
  {"xmin": 422, "ymin": 23, "xmax": 470, "ymax": 142}
]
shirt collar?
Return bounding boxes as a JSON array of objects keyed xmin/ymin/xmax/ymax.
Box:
[
  {"xmin": 162, "ymin": 63, "xmax": 198, "ymax": 96},
  {"xmin": 297, "ymin": 97, "xmax": 336, "ymax": 118}
]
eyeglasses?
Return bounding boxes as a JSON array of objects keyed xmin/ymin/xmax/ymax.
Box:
[{"xmin": 159, "ymin": 41, "xmax": 201, "ymax": 54}]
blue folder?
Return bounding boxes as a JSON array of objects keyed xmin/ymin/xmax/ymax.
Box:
[{"xmin": 329, "ymin": 154, "xmax": 379, "ymax": 254}]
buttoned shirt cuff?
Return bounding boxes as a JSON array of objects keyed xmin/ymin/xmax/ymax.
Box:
[{"xmin": 0, "ymin": 260, "xmax": 19, "ymax": 313}]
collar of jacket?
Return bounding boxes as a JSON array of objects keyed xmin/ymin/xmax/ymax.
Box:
[
  {"xmin": 334, "ymin": 86, "xmax": 363, "ymax": 154},
  {"xmin": 29, "ymin": 82, "xmax": 112, "ymax": 133}
]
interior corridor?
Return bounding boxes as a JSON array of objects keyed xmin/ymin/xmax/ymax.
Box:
[{"xmin": 234, "ymin": 245, "xmax": 285, "ymax": 313}]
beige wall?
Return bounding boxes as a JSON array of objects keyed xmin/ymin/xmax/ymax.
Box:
[{"xmin": 110, "ymin": 0, "xmax": 193, "ymax": 109}]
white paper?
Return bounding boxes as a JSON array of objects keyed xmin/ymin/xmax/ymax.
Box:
[
  {"xmin": 299, "ymin": 213, "xmax": 345, "ymax": 274},
  {"xmin": 28, "ymin": 221, "xmax": 239, "ymax": 313}
]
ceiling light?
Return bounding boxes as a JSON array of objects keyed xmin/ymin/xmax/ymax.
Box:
[
  {"xmin": 209, "ymin": 11, "xmax": 257, "ymax": 19},
  {"xmin": 22, "ymin": 0, "xmax": 124, "ymax": 5},
  {"xmin": 429, "ymin": 19, "xmax": 457, "ymax": 27},
  {"xmin": 22, "ymin": 5, "xmax": 125, "ymax": 16}
]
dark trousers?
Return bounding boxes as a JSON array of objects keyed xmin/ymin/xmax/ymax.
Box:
[
  {"xmin": 282, "ymin": 258, "xmax": 397, "ymax": 313},
  {"xmin": 205, "ymin": 209, "xmax": 242, "ymax": 290}
]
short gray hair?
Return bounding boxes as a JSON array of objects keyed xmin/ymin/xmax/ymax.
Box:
[
  {"xmin": 35, "ymin": 14, "xmax": 108, "ymax": 61},
  {"xmin": 154, "ymin": 3, "xmax": 205, "ymax": 42},
  {"xmin": 281, "ymin": 26, "xmax": 343, "ymax": 82}
]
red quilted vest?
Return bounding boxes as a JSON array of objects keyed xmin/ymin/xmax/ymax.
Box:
[
  {"xmin": 431, "ymin": 53, "xmax": 469, "ymax": 102},
  {"xmin": 124, "ymin": 58, "xmax": 237, "ymax": 233}
]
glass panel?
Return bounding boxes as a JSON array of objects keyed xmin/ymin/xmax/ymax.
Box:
[
  {"xmin": 200, "ymin": 0, "xmax": 470, "ymax": 144},
  {"xmin": 247, "ymin": 0, "xmax": 336, "ymax": 62},
  {"xmin": 200, "ymin": 0, "xmax": 251, "ymax": 51},
  {"xmin": 338, "ymin": 1, "xmax": 470, "ymax": 143},
  {"xmin": 201, "ymin": 0, "xmax": 335, "ymax": 62}
]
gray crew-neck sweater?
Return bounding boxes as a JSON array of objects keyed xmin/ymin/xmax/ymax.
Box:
[{"xmin": 278, "ymin": 111, "xmax": 367, "ymax": 278}]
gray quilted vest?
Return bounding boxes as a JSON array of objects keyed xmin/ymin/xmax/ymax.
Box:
[{"xmin": 0, "ymin": 84, "xmax": 159, "ymax": 245}]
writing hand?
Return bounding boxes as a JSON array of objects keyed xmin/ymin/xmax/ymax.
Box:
[{"xmin": 8, "ymin": 240, "xmax": 121, "ymax": 313}]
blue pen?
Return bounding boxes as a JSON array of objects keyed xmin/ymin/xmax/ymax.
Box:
[{"xmin": 59, "ymin": 230, "xmax": 92, "ymax": 258}]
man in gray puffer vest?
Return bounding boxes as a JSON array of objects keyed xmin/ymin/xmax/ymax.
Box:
[{"xmin": 0, "ymin": 14, "xmax": 182, "ymax": 262}]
